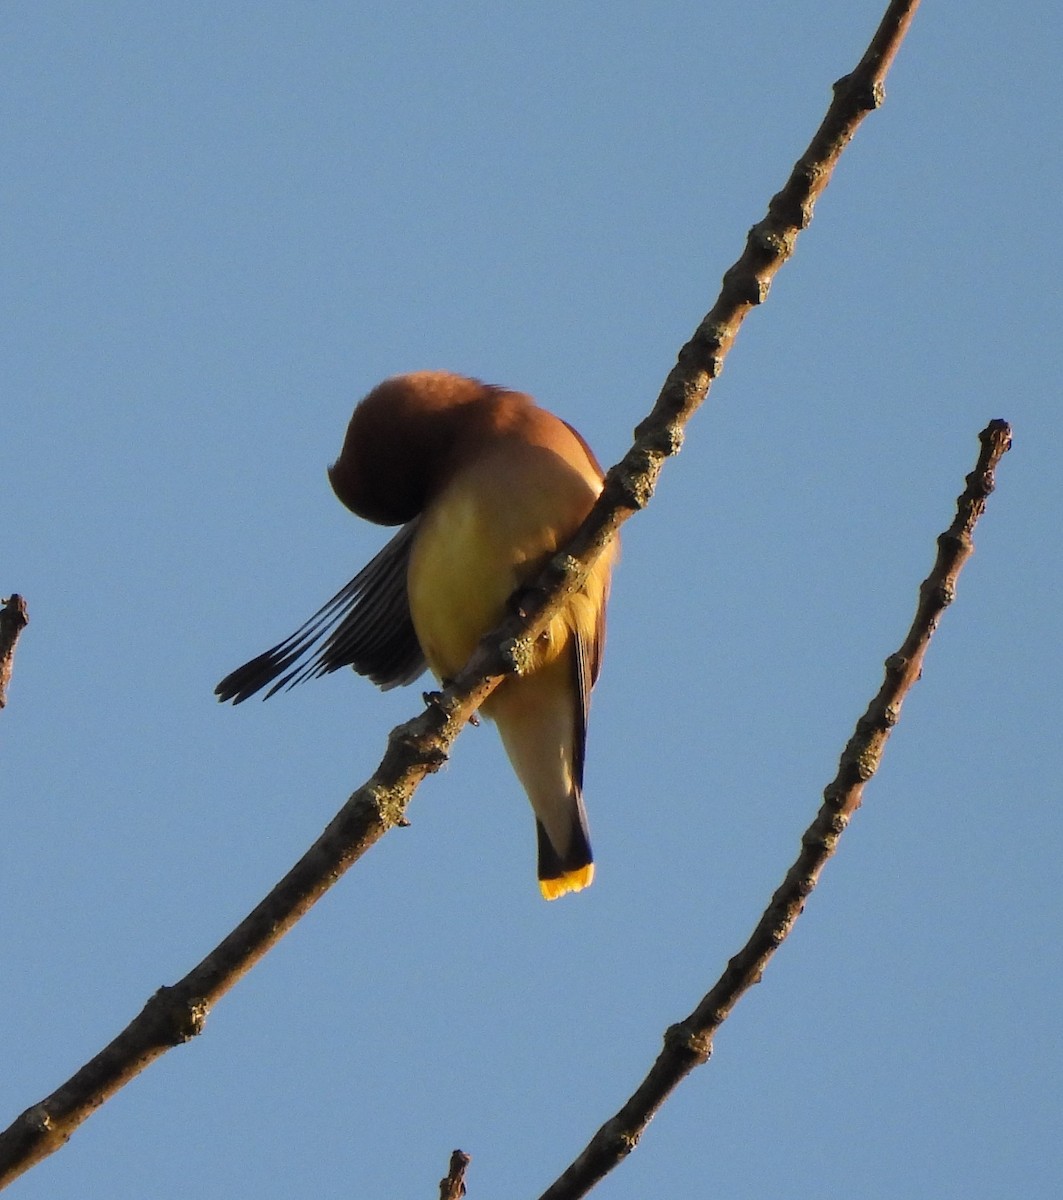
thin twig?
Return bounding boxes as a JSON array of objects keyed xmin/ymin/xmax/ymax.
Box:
[
  {"xmin": 537, "ymin": 419, "xmax": 1012, "ymax": 1200},
  {"xmin": 439, "ymin": 1150, "xmax": 472, "ymax": 1200},
  {"xmin": 0, "ymin": 0, "xmax": 922, "ymax": 1188},
  {"xmin": 0, "ymin": 595, "xmax": 29, "ymax": 710}
]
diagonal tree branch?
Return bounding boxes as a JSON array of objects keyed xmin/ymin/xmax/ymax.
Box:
[
  {"xmin": 0, "ymin": 594, "xmax": 29, "ymax": 710},
  {"xmin": 536, "ymin": 418, "xmax": 1012, "ymax": 1200},
  {"xmin": 0, "ymin": 0, "xmax": 923, "ymax": 1188}
]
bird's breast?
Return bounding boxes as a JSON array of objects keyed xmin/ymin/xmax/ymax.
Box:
[{"xmin": 406, "ymin": 444, "xmax": 601, "ymax": 684}]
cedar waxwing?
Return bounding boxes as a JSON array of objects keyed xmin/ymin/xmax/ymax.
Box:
[{"xmin": 216, "ymin": 371, "xmax": 617, "ymax": 900}]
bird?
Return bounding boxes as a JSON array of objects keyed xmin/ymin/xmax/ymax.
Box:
[{"xmin": 216, "ymin": 371, "xmax": 617, "ymax": 900}]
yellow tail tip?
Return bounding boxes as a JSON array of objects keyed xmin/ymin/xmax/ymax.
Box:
[{"xmin": 539, "ymin": 863, "xmax": 594, "ymax": 901}]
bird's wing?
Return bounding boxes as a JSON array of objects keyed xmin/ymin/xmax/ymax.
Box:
[
  {"xmin": 215, "ymin": 520, "xmax": 426, "ymax": 703},
  {"xmin": 569, "ymin": 589, "xmax": 608, "ymax": 793}
]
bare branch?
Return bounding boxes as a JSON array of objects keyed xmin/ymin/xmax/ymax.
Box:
[
  {"xmin": 0, "ymin": 594, "xmax": 28, "ymax": 710},
  {"xmin": 439, "ymin": 1150, "xmax": 472, "ymax": 1200},
  {"xmin": 537, "ymin": 419, "xmax": 1012, "ymax": 1200},
  {"xmin": 0, "ymin": 0, "xmax": 924, "ymax": 1188}
]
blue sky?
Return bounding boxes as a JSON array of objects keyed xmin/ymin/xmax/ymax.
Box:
[{"xmin": 3, "ymin": 3, "xmax": 1061, "ymax": 1197}]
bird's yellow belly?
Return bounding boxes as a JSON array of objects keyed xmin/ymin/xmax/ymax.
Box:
[
  {"xmin": 408, "ymin": 489, "xmax": 521, "ymax": 681},
  {"xmin": 406, "ymin": 460, "xmax": 600, "ymax": 685}
]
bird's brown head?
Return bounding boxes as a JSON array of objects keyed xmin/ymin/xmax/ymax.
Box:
[{"xmin": 327, "ymin": 371, "xmax": 496, "ymax": 525}]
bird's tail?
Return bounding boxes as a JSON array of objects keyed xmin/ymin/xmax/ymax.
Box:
[{"xmin": 536, "ymin": 809, "xmax": 594, "ymax": 900}]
